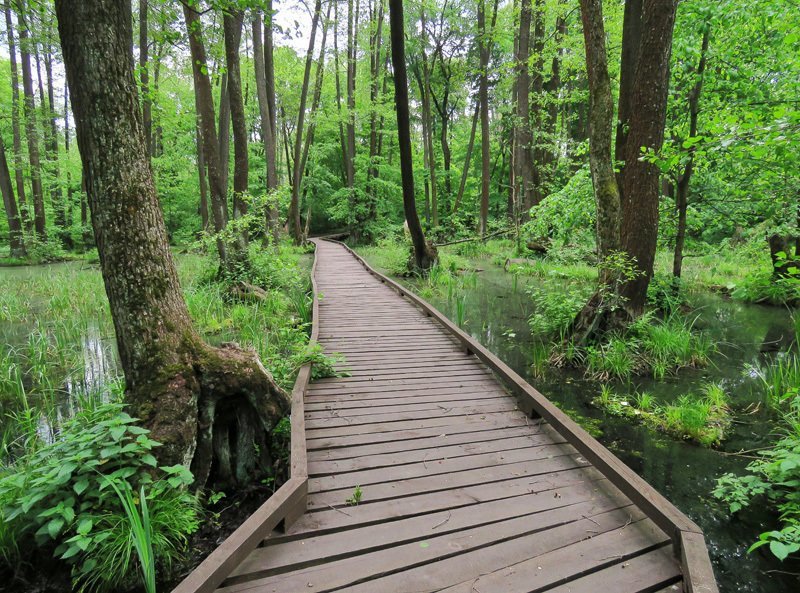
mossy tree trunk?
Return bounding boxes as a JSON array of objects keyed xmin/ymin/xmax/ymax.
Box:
[
  {"xmin": 56, "ymin": 0, "xmax": 289, "ymax": 488},
  {"xmin": 573, "ymin": 0, "xmax": 678, "ymax": 340}
]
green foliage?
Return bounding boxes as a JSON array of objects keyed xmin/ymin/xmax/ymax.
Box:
[
  {"xmin": 523, "ymin": 167, "xmax": 594, "ymax": 246},
  {"xmin": 0, "ymin": 402, "xmax": 199, "ymax": 591},
  {"xmin": 346, "ymin": 485, "xmax": 363, "ymax": 506},
  {"xmin": 754, "ymin": 353, "xmax": 800, "ymax": 407},
  {"xmin": 595, "ymin": 383, "xmax": 731, "ymax": 446},
  {"xmin": 714, "ymin": 397, "xmax": 800, "ymax": 561}
]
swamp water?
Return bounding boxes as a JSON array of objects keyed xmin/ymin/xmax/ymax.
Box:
[{"xmin": 399, "ymin": 263, "xmax": 800, "ymax": 593}]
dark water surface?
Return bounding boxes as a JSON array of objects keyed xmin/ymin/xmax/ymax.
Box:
[{"xmin": 397, "ymin": 263, "xmax": 800, "ymax": 593}]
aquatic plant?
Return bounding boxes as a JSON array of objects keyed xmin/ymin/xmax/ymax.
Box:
[{"xmin": 593, "ymin": 383, "xmax": 731, "ymax": 446}]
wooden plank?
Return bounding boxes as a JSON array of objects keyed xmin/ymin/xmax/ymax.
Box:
[
  {"xmin": 303, "ymin": 458, "xmax": 598, "ymax": 516},
  {"xmin": 305, "ymin": 415, "xmax": 537, "ymax": 450},
  {"xmin": 681, "ymin": 531, "xmax": 719, "ymax": 593},
  {"xmin": 231, "ymin": 485, "xmax": 632, "ymax": 581},
  {"xmin": 308, "ymin": 442, "xmax": 577, "ymax": 492},
  {"xmin": 545, "ymin": 547, "xmax": 682, "ymax": 593},
  {"xmin": 305, "ymin": 401, "xmax": 519, "ymax": 430},
  {"xmin": 218, "ymin": 504, "xmax": 645, "ymax": 593},
  {"xmin": 306, "ymin": 375, "xmax": 501, "ymax": 395},
  {"xmin": 308, "ymin": 433, "xmax": 562, "ymax": 474},
  {"xmin": 304, "ymin": 397, "xmax": 509, "ymax": 420},
  {"xmin": 304, "ymin": 390, "xmax": 504, "ymax": 412},
  {"xmin": 435, "ymin": 522, "xmax": 672, "ymax": 593},
  {"xmin": 304, "ymin": 410, "xmax": 528, "ymax": 439},
  {"xmin": 307, "ymin": 424, "xmax": 547, "ymax": 460},
  {"xmin": 312, "ymin": 366, "xmax": 492, "ymax": 383}
]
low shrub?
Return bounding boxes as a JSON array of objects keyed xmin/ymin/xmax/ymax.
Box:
[{"xmin": 0, "ymin": 402, "xmax": 199, "ymax": 592}]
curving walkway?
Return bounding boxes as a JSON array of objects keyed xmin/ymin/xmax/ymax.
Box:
[{"xmin": 201, "ymin": 239, "xmax": 715, "ymax": 593}]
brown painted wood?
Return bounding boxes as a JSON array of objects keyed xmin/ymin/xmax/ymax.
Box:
[
  {"xmin": 176, "ymin": 239, "xmax": 715, "ymax": 593},
  {"xmin": 326, "ymin": 239, "xmax": 717, "ymax": 591}
]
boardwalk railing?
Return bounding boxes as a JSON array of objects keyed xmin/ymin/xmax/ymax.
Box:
[
  {"xmin": 331, "ymin": 239, "xmax": 718, "ymax": 593},
  {"xmin": 170, "ymin": 243, "xmax": 319, "ymax": 593}
]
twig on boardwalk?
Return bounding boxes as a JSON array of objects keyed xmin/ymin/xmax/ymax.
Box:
[
  {"xmin": 326, "ymin": 503, "xmax": 351, "ymax": 517},
  {"xmin": 431, "ymin": 511, "xmax": 451, "ymax": 530},
  {"xmin": 582, "ymin": 514, "xmax": 601, "ymax": 527}
]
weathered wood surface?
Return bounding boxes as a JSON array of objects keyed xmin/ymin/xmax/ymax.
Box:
[{"xmin": 189, "ymin": 239, "xmax": 716, "ymax": 593}]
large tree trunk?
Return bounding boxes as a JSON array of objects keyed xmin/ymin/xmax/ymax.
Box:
[
  {"xmin": 18, "ymin": 2, "xmax": 46, "ymax": 240},
  {"xmin": 478, "ymin": 0, "xmax": 490, "ymax": 235},
  {"xmin": 618, "ymin": 0, "xmax": 679, "ymax": 316},
  {"xmin": 388, "ymin": 0, "xmax": 436, "ymax": 271},
  {"xmin": 288, "ymin": 0, "xmax": 322, "ymax": 243},
  {"xmin": 579, "ymin": 0, "xmax": 621, "ymax": 274},
  {"xmin": 139, "ymin": 0, "xmax": 151, "ymax": 157},
  {"xmin": 4, "ymin": 2, "xmax": 28, "ymax": 231},
  {"xmin": 333, "ymin": 0, "xmax": 349, "ymax": 188},
  {"xmin": 673, "ymin": 25, "xmax": 710, "ymax": 279},
  {"xmin": 615, "ymin": 0, "xmax": 643, "ymax": 188},
  {"xmin": 223, "ymin": 9, "xmax": 249, "ymax": 233},
  {"xmin": 514, "ymin": 0, "xmax": 535, "ymax": 215},
  {"xmin": 56, "ymin": 0, "xmax": 289, "ymax": 488},
  {"xmin": 196, "ymin": 111, "xmax": 210, "ymax": 232},
  {"xmin": 183, "ymin": 4, "xmax": 231, "ymax": 268},
  {"xmin": 0, "ymin": 136, "xmax": 25, "ymax": 257},
  {"xmin": 530, "ymin": 0, "xmax": 546, "ymax": 207},
  {"xmin": 253, "ymin": 10, "xmax": 279, "ymax": 243}
]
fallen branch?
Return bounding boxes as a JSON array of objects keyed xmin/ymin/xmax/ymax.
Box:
[{"xmin": 434, "ymin": 228, "xmax": 512, "ymax": 247}]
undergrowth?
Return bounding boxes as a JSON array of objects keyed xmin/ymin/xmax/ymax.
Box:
[{"xmin": 594, "ymin": 383, "xmax": 731, "ymax": 446}]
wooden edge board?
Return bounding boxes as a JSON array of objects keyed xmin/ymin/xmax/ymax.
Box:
[
  {"xmin": 172, "ymin": 244, "xmax": 320, "ymax": 593},
  {"xmin": 327, "ymin": 239, "xmax": 717, "ymax": 591},
  {"xmin": 170, "ymin": 477, "xmax": 306, "ymax": 593}
]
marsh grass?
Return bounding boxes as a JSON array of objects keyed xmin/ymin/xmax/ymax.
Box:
[{"xmin": 593, "ymin": 383, "xmax": 731, "ymax": 446}]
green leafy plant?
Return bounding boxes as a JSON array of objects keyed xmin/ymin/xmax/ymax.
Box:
[
  {"xmin": 346, "ymin": 485, "xmax": 363, "ymax": 506},
  {"xmin": 0, "ymin": 402, "xmax": 199, "ymax": 592},
  {"xmin": 714, "ymin": 395, "xmax": 800, "ymax": 562}
]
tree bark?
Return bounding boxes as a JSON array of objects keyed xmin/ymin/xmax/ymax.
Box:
[
  {"xmin": 196, "ymin": 111, "xmax": 210, "ymax": 232},
  {"xmin": 43, "ymin": 19, "xmax": 71, "ymax": 249},
  {"xmin": 453, "ymin": 101, "xmax": 479, "ymax": 215},
  {"xmin": 514, "ymin": 0, "xmax": 535, "ymax": 215},
  {"xmin": 288, "ymin": 0, "xmax": 323, "ymax": 243},
  {"xmin": 364, "ymin": 0, "xmax": 385, "ymax": 241},
  {"xmin": 56, "ymin": 0, "xmax": 289, "ymax": 488},
  {"xmin": 673, "ymin": 25, "xmax": 710, "ymax": 279},
  {"xmin": 183, "ymin": 3, "xmax": 231, "ymax": 267},
  {"xmin": 346, "ymin": 0, "xmax": 358, "ymax": 188},
  {"xmin": 0, "ymin": 136, "xmax": 25, "ymax": 257},
  {"xmin": 615, "ymin": 0, "xmax": 643, "ymax": 188},
  {"xmin": 253, "ymin": 10, "xmax": 279, "ymax": 243},
  {"xmin": 139, "ymin": 0, "xmax": 151, "ymax": 157},
  {"xmin": 18, "ymin": 2, "xmax": 46, "ymax": 240},
  {"xmin": 579, "ymin": 0, "xmax": 621, "ymax": 273},
  {"xmin": 223, "ymin": 9, "xmax": 248, "ymax": 232},
  {"xmin": 388, "ymin": 0, "xmax": 437, "ymax": 271},
  {"xmin": 218, "ymin": 72, "xmax": 231, "ymax": 200},
  {"xmin": 618, "ymin": 0, "xmax": 679, "ymax": 316},
  {"xmin": 4, "ymin": 2, "xmax": 28, "ymax": 231},
  {"xmin": 478, "ymin": 0, "xmax": 490, "ymax": 235},
  {"xmin": 419, "ymin": 6, "xmax": 438, "ymax": 227}
]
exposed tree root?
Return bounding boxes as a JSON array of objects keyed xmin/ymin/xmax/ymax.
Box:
[{"xmin": 131, "ymin": 340, "xmax": 290, "ymax": 489}]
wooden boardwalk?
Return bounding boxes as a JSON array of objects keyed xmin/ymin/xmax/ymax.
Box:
[{"xmin": 174, "ymin": 239, "xmax": 717, "ymax": 593}]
